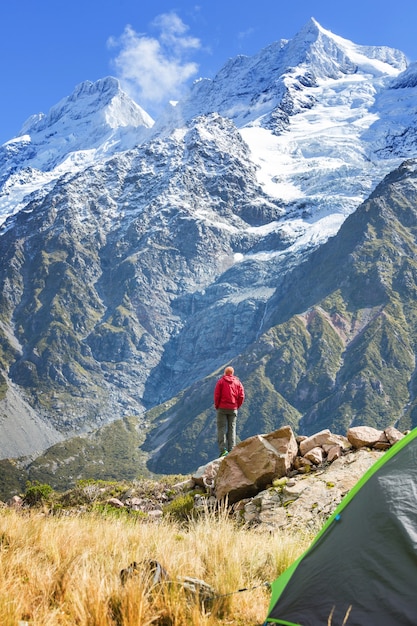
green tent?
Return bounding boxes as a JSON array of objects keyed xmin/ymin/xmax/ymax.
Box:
[{"xmin": 264, "ymin": 428, "xmax": 417, "ymax": 625}]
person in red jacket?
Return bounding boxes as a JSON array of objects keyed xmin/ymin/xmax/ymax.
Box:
[{"xmin": 214, "ymin": 366, "xmax": 245, "ymax": 457}]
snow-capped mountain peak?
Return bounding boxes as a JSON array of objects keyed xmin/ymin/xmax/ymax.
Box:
[
  {"xmin": 150, "ymin": 19, "xmax": 411, "ymax": 252},
  {"xmin": 0, "ymin": 19, "xmax": 415, "ymax": 234},
  {"xmin": 152, "ymin": 19, "xmax": 407, "ymax": 138},
  {"xmin": 291, "ymin": 17, "xmax": 406, "ymax": 78},
  {"xmin": 18, "ymin": 76, "xmax": 153, "ymax": 161},
  {"xmin": 23, "ymin": 76, "xmax": 153, "ymax": 135},
  {"xmin": 0, "ymin": 77, "xmax": 155, "ymax": 224}
]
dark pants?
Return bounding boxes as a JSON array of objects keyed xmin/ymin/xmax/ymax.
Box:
[{"xmin": 216, "ymin": 408, "xmax": 237, "ymax": 455}]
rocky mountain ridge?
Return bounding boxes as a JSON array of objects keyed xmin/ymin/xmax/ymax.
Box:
[{"xmin": 1, "ymin": 19, "xmax": 417, "ymax": 470}]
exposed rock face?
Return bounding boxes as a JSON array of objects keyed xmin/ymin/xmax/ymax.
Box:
[
  {"xmin": 0, "ymin": 112, "xmax": 284, "ymax": 452},
  {"xmin": 243, "ymin": 448, "xmax": 384, "ymax": 532}
]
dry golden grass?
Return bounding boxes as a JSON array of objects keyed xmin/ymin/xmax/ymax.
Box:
[{"xmin": 0, "ymin": 505, "xmax": 311, "ymax": 625}]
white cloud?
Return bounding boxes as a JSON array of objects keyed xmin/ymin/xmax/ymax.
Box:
[{"xmin": 108, "ymin": 13, "xmax": 201, "ymax": 112}]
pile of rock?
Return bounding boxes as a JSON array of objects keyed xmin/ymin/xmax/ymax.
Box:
[
  {"xmin": 295, "ymin": 424, "xmax": 404, "ymax": 468},
  {"xmin": 192, "ymin": 424, "xmax": 406, "ymax": 531}
]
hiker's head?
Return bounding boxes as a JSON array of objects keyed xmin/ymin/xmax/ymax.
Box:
[{"xmin": 224, "ymin": 366, "xmax": 234, "ymax": 376}]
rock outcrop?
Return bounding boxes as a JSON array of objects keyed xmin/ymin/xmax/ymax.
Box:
[
  {"xmin": 192, "ymin": 424, "xmax": 406, "ymax": 530},
  {"xmin": 242, "ymin": 448, "xmax": 383, "ymax": 532}
]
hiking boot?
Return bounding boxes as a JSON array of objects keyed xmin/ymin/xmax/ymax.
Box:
[{"xmin": 220, "ymin": 449, "xmax": 228, "ymax": 457}]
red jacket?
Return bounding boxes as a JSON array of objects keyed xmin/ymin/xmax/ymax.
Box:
[{"xmin": 214, "ymin": 375, "xmax": 245, "ymax": 410}]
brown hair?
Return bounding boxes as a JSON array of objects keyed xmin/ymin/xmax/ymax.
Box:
[{"xmin": 224, "ymin": 366, "xmax": 234, "ymax": 375}]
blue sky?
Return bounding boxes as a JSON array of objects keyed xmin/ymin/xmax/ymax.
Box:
[{"xmin": 1, "ymin": 0, "xmax": 417, "ymax": 144}]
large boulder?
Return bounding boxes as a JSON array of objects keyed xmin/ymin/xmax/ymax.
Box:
[
  {"xmin": 347, "ymin": 426, "xmax": 388, "ymax": 449},
  {"xmin": 214, "ymin": 426, "xmax": 297, "ymax": 504}
]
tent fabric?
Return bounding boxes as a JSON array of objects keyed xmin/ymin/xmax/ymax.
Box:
[{"xmin": 265, "ymin": 428, "xmax": 417, "ymax": 625}]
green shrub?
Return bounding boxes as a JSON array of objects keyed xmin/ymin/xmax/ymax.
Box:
[
  {"xmin": 163, "ymin": 493, "xmax": 195, "ymax": 520},
  {"xmin": 24, "ymin": 481, "xmax": 54, "ymax": 506}
]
